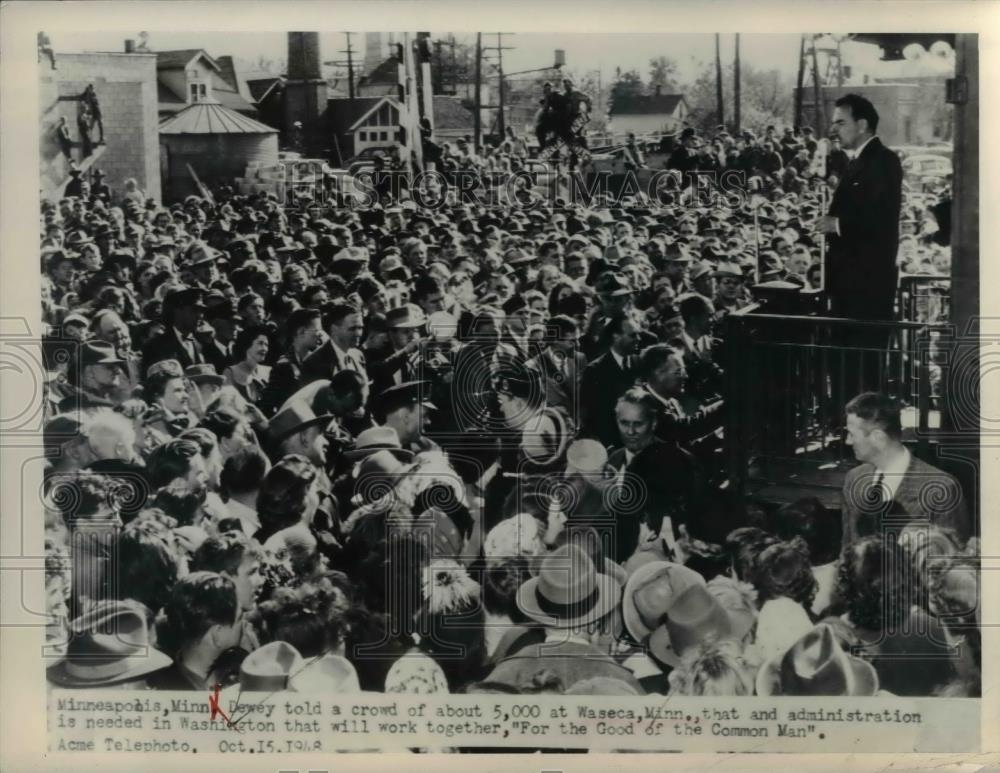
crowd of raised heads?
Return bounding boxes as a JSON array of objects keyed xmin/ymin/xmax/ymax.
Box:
[{"xmin": 40, "ymin": 124, "xmax": 975, "ymax": 725}]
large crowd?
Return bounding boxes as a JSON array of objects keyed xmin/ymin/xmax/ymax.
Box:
[{"xmin": 39, "ymin": 119, "xmax": 978, "ymax": 725}]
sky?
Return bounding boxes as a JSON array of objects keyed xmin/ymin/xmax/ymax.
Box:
[{"xmin": 51, "ymin": 30, "xmax": 951, "ymax": 86}]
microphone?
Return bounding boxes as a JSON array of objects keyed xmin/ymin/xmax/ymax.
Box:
[{"xmin": 813, "ymin": 138, "xmax": 829, "ymax": 179}]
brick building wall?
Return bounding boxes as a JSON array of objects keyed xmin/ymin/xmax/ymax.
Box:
[{"xmin": 41, "ymin": 52, "xmax": 160, "ymax": 201}]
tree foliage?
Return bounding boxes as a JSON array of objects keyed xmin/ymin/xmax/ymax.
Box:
[
  {"xmin": 686, "ymin": 59, "xmax": 794, "ymax": 133},
  {"xmin": 648, "ymin": 56, "xmax": 680, "ymax": 93},
  {"xmin": 608, "ymin": 68, "xmax": 645, "ymax": 110}
]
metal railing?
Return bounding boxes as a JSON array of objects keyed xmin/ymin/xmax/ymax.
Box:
[{"xmin": 722, "ymin": 308, "xmax": 946, "ymax": 501}]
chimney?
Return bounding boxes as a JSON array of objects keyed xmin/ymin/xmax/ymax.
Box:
[
  {"xmin": 285, "ymin": 32, "xmax": 328, "ymax": 156},
  {"xmin": 124, "ymin": 39, "xmax": 135, "ymax": 54},
  {"xmin": 287, "ymin": 31, "xmax": 321, "ymax": 80},
  {"xmin": 655, "ymin": 84, "xmax": 662, "ymax": 96}
]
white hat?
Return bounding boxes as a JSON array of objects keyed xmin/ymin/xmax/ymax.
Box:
[
  {"xmin": 384, "ymin": 651, "xmax": 449, "ymax": 694},
  {"xmin": 753, "ymin": 597, "xmax": 814, "ymax": 664},
  {"xmin": 288, "ymin": 653, "xmax": 360, "ymax": 693},
  {"xmin": 484, "ymin": 513, "xmax": 545, "ymax": 561},
  {"xmin": 565, "ymin": 439, "xmax": 608, "ymax": 476}
]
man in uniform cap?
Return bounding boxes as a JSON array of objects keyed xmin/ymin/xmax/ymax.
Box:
[{"xmin": 373, "ymin": 380, "xmax": 437, "ymax": 452}]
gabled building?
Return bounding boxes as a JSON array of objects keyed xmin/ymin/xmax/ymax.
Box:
[
  {"xmin": 607, "ymin": 87, "xmax": 689, "ymax": 136},
  {"xmin": 156, "ymin": 49, "xmax": 258, "ymax": 120},
  {"xmin": 245, "ymin": 74, "xmax": 285, "ymax": 131},
  {"xmin": 326, "ymin": 94, "xmax": 475, "ymax": 161}
]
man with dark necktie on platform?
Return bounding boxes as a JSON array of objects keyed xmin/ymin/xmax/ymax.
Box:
[{"xmin": 840, "ymin": 392, "xmax": 970, "ymax": 546}]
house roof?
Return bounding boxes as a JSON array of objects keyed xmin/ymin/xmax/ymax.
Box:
[
  {"xmin": 156, "ymin": 49, "xmax": 219, "ymax": 72},
  {"xmin": 210, "ymin": 69, "xmax": 258, "ymax": 115},
  {"xmin": 357, "ymin": 56, "xmax": 400, "ymax": 88},
  {"xmin": 326, "ymin": 96, "xmax": 389, "ymax": 136},
  {"xmin": 325, "ymin": 95, "xmax": 473, "ymax": 136},
  {"xmin": 159, "ymin": 101, "xmax": 277, "ymax": 134},
  {"xmin": 215, "ymin": 55, "xmax": 256, "ymax": 103},
  {"xmin": 158, "ymin": 82, "xmax": 186, "ymax": 107},
  {"xmin": 609, "ymin": 93, "xmax": 686, "ymax": 116},
  {"xmin": 246, "ymin": 76, "xmax": 284, "ymax": 102},
  {"xmin": 156, "ymin": 50, "xmax": 258, "ymax": 116}
]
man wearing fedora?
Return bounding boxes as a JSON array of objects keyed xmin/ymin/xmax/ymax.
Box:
[
  {"xmin": 373, "ymin": 380, "xmax": 437, "ymax": 454},
  {"xmin": 366, "ymin": 303, "xmax": 426, "ymax": 399},
  {"xmin": 485, "ymin": 545, "xmax": 644, "ymax": 694},
  {"xmin": 582, "ymin": 272, "xmax": 634, "ymax": 360},
  {"xmin": 185, "ymin": 363, "xmax": 225, "ymax": 413},
  {"xmin": 59, "ymin": 340, "xmax": 128, "ymax": 412},
  {"xmin": 494, "ymin": 368, "xmax": 574, "ymax": 476},
  {"xmin": 267, "ymin": 400, "xmax": 333, "ymax": 470},
  {"xmin": 756, "ymin": 623, "xmax": 881, "ymax": 697},
  {"xmin": 48, "ymin": 600, "xmax": 172, "ymax": 690},
  {"xmin": 141, "ymin": 286, "xmax": 207, "ymax": 374}
]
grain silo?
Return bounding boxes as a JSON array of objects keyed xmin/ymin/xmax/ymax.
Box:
[{"xmin": 159, "ymin": 99, "xmax": 278, "ymax": 202}]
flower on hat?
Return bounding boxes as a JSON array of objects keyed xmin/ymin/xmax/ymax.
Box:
[
  {"xmin": 484, "ymin": 513, "xmax": 545, "ymax": 561},
  {"xmin": 422, "ymin": 559, "xmax": 480, "ymax": 614}
]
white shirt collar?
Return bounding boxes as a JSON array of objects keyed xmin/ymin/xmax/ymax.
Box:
[
  {"xmin": 874, "ymin": 446, "xmax": 911, "ymax": 501},
  {"xmin": 227, "ymin": 498, "xmax": 260, "ymax": 535},
  {"xmin": 644, "ymin": 384, "xmax": 676, "ymax": 410},
  {"xmin": 875, "ymin": 445, "xmax": 910, "ymax": 477},
  {"xmin": 330, "ymin": 338, "xmax": 349, "ymax": 362},
  {"xmin": 610, "ymin": 349, "xmax": 625, "ymax": 368},
  {"xmin": 849, "ymin": 135, "xmax": 876, "ymax": 160}
]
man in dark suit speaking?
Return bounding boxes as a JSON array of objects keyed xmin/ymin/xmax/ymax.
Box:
[
  {"xmin": 816, "ymin": 94, "xmax": 903, "ymax": 397},
  {"xmin": 818, "ymin": 93, "xmax": 903, "ymax": 320}
]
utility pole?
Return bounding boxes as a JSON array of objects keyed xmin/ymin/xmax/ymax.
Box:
[
  {"xmin": 497, "ymin": 33, "xmax": 506, "ymax": 137},
  {"xmin": 474, "ymin": 32, "xmax": 482, "ymax": 151},
  {"xmin": 345, "ymin": 32, "xmax": 355, "ymax": 99},
  {"xmin": 715, "ymin": 33, "xmax": 724, "ymax": 129},
  {"xmin": 794, "ymin": 34, "xmax": 806, "ymax": 128},
  {"xmin": 810, "ymin": 35, "xmax": 824, "ymax": 134},
  {"xmin": 481, "ymin": 33, "xmax": 515, "ymax": 140},
  {"xmin": 733, "ymin": 33, "xmax": 741, "ymax": 134},
  {"xmin": 450, "ymin": 35, "xmax": 457, "ymax": 96},
  {"xmin": 433, "ymin": 39, "xmax": 443, "ymax": 94},
  {"xmin": 324, "ymin": 32, "xmax": 356, "ymax": 100}
]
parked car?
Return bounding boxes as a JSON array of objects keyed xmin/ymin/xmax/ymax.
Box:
[{"xmin": 901, "ymin": 153, "xmax": 953, "ymax": 180}]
